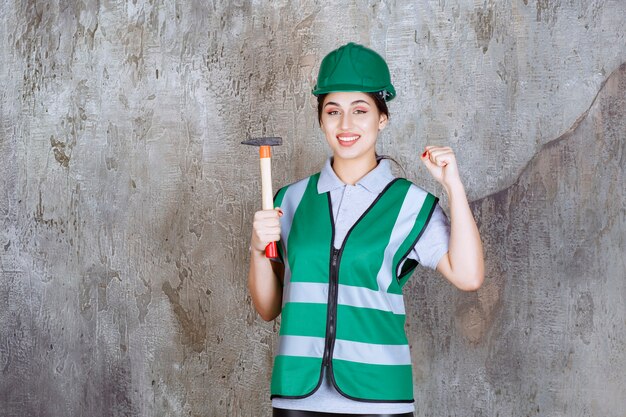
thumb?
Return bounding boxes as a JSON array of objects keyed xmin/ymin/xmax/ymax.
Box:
[
  {"xmin": 420, "ymin": 150, "xmax": 444, "ymax": 181},
  {"xmin": 420, "ymin": 150, "xmax": 437, "ymax": 170}
]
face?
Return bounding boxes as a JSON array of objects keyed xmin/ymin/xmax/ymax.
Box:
[{"xmin": 319, "ymin": 92, "xmax": 388, "ymax": 164}]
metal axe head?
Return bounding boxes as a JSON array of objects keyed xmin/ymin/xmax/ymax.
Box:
[{"xmin": 241, "ymin": 136, "xmax": 283, "ymax": 147}]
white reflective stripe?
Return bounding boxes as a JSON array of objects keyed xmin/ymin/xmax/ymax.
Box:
[
  {"xmin": 282, "ymin": 282, "xmax": 328, "ymax": 305},
  {"xmin": 333, "ymin": 339, "xmax": 411, "ymax": 366},
  {"xmin": 375, "ymin": 184, "xmax": 428, "ymax": 292},
  {"xmin": 279, "ymin": 177, "xmax": 309, "ymax": 247},
  {"xmin": 337, "ymin": 284, "xmax": 405, "ymax": 315},
  {"xmin": 283, "ymin": 282, "xmax": 404, "ymax": 314},
  {"xmin": 277, "ymin": 335, "xmax": 325, "ymax": 358},
  {"xmin": 277, "ymin": 337, "xmax": 411, "ymax": 365},
  {"xmin": 279, "ymin": 177, "xmax": 310, "ymax": 288}
]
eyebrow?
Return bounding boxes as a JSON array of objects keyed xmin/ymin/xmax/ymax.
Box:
[{"xmin": 323, "ymin": 100, "xmax": 371, "ymax": 108}]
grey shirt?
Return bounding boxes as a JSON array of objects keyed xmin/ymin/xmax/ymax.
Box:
[{"xmin": 272, "ymin": 158, "xmax": 450, "ymax": 413}]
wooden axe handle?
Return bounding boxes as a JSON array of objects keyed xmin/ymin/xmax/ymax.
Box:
[{"xmin": 259, "ymin": 146, "xmax": 278, "ymax": 258}]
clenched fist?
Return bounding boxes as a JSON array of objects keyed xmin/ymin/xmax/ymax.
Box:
[
  {"xmin": 250, "ymin": 208, "xmax": 283, "ymax": 254},
  {"xmin": 420, "ymin": 146, "xmax": 463, "ymax": 190}
]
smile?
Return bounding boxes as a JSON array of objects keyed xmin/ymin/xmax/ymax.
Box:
[{"xmin": 337, "ymin": 134, "xmax": 360, "ymax": 146}]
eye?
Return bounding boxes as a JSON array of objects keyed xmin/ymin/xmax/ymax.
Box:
[
  {"xmin": 353, "ymin": 107, "xmax": 368, "ymax": 114},
  {"xmin": 326, "ymin": 110, "xmax": 340, "ymax": 116}
]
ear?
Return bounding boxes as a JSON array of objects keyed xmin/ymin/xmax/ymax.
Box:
[{"xmin": 378, "ymin": 113, "xmax": 388, "ymax": 131}]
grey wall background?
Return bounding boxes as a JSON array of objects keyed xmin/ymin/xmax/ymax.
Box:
[{"xmin": 1, "ymin": 1, "xmax": 624, "ymax": 416}]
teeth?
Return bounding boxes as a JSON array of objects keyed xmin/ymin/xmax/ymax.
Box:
[{"xmin": 338, "ymin": 136, "xmax": 359, "ymax": 142}]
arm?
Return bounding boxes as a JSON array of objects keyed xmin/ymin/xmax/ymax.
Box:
[
  {"xmin": 248, "ymin": 208, "xmax": 284, "ymax": 321},
  {"xmin": 420, "ymin": 146, "xmax": 484, "ymax": 291}
]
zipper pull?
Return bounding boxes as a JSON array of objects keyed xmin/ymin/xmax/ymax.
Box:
[{"xmin": 331, "ymin": 248, "xmax": 339, "ymax": 267}]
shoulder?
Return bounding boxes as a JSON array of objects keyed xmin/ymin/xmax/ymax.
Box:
[
  {"xmin": 275, "ymin": 173, "xmax": 317, "ymax": 195},
  {"xmin": 405, "ymin": 180, "xmax": 429, "ymax": 195},
  {"xmin": 274, "ymin": 172, "xmax": 319, "ymax": 205},
  {"xmin": 393, "ymin": 178, "xmax": 437, "ymax": 204}
]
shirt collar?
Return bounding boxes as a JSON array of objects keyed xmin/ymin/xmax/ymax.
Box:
[{"xmin": 317, "ymin": 157, "xmax": 395, "ymax": 194}]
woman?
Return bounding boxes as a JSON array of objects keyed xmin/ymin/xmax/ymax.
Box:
[{"xmin": 248, "ymin": 42, "xmax": 484, "ymax": 417}]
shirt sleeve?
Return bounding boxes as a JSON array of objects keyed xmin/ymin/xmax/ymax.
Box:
[{"xmin": 406, "ymin": 203, "xmax": 450, "ymax": 270}]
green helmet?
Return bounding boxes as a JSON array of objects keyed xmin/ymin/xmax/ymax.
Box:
[{"xmin": 312, "ymin": 42, "xmax": 396, "ymax": 101}]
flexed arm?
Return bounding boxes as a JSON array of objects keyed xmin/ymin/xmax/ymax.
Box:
[{"xmin": 420, "ymin": 146, "xmax": 484, "ymax": 291}]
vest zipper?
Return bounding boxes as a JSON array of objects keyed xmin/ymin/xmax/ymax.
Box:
[
  {"xmin": 323, "ymin": 247, "xmax": 340, "ymax": 367},
  {"xmin": 320, "ymin": 179, "xmax": 401, "ymax": 393}
]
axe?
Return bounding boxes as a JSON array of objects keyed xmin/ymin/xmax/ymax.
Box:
[{"xmin": 242, "ymin": 136, "xmax": 283, "ymax": 258}]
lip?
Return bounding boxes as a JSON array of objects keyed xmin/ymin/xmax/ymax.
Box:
[{"xmin": 336, "ymin": 133, "xmax": 360, "ymax": 147}]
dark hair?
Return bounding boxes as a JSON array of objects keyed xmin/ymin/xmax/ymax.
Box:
[
  {"xmin": 316, "ymin": 91, "xmax": 389, "ymax": 125},
  {"xmin": 315, "ymin": 91, "xmax": 404, "ymax": 175}
]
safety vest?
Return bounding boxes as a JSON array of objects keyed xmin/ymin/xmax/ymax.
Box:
[{"xmin": 270, "ymin": 172, "xmax": 437, "ymax": 402}]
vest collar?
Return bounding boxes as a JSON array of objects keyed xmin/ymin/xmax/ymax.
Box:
[{"xmin": 317, "ymin": 157, "xmax": 395, "ymax": 195}]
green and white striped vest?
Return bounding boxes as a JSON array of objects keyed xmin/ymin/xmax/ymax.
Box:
[{"xmin": 270, "ymin": 172, "xmax": 437, "ymax": 402}]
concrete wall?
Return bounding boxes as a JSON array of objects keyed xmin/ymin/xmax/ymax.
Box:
[{"xmin": 0, "ymin": 1, "xmax": 624, "ymax": 416}]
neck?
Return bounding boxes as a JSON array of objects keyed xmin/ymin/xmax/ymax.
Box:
[{"xmin": 332, "ymin": 154, "xmax": 378, "ymax": 185}]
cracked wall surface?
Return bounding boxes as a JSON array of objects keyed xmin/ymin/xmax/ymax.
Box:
[{"xmin": 1, "ymin": 1, "xmax": 625, "ymax": 416}]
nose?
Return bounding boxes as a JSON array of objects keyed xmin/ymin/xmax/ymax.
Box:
[{"xmin": 340, "ymin": 112, "xmax": 352, "ymax": 130}]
